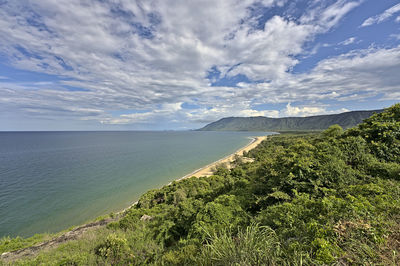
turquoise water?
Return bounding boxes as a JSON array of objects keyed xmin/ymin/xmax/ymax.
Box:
[{"xmin": 0, "ymin": 131, "xmax": 272, "ymax": 238}]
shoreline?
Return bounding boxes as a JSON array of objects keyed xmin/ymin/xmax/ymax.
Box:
[
  {"xmin": 176, "ymin": 135, "xmax": 267, "ymax": 180},
  {"xmin": 1, "ymin": 135, "xmax": 268, "ymax": 261},
  {"xmin": 118, "ymin": 135, "xmax": 267, "ymax": 214}
]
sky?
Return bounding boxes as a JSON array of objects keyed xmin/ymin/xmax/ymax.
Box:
[{"xmin": 0, "ymin": 0, "xmax": 399, "ymax": 131}]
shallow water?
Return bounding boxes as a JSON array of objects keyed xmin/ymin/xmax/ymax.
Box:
[{"xmin": 0, "ymin": 131, "xmax": 272, "ymax": 237}]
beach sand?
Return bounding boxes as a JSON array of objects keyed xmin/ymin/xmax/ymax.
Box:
[
  {"xmin": 123, "ymin": 135, "xmax": 267, "ymax": 210},
  {"xmin": 178, "ymin": 136, "xmax": 267, "ymax": 180},
  {"xmin": 124, "ymin": 135, "xmax": 267, "ymax": 210}
]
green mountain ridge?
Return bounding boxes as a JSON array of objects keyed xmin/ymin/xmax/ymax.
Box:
[{"xmin": 199, "ymin": 109, "xmax": 383, "ymax": 131}]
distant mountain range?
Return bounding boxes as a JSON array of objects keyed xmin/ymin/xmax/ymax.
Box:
[{"xmin": 198, "ymin": 109, "xmax": 383, "ymax": 131}]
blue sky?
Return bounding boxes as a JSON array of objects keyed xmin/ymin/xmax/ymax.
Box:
[{"xmin": 0, "ymin": 0, "xmax": 399, "ymax": 130}]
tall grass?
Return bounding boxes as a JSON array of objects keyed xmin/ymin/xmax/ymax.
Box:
[{"xmin": 198, "ymin": 224, "xmax": 282, "ymax": 265}]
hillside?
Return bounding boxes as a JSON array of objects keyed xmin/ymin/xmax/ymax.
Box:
[
  {"xmin": 198, "ymin": 109, "xmax": 383, "ymax": 131},
  {"xmin": 1, "ymin": 104, "xmax": 399, "ymax": 265}
]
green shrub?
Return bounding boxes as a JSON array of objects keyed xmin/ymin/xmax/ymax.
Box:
[
  {"xmin": 95, "ymin": 234, "xmax": 131, "ymax": 264},
  {"xmin": 322, "ymin": 124, "xmax": 343, "ymax": 139},
  {"xmin": 190, "ymin": 195, "xmax": 249, "ymax": 239}
]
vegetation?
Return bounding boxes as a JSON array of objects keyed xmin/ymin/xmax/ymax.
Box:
[
  {"xmin": 1, "ymin": 104, "xmax": 399, "ymax": 265},
  {"xmin": 198, "ymin": 109, "xmax": 382, "ymax": 131}
]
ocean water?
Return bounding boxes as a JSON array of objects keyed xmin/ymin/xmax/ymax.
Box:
[{"xmin": 0, "ymin": 131, "xmax": 272, "ymax": 238}]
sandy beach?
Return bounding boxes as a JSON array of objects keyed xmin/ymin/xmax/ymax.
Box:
[
  {"xmin": 122, "ymin": 135, "xmax": 267, "ymax": 211},
  {"xmin": 178, "ymin": 135, "xmax": 267, "ymax": 180},
  {"xmin": 119, "ymin": 135, "xmax": 268, "ymax": 212}
]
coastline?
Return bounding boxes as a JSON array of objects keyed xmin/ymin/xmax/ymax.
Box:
[
  {"xmin": 117, "ymin": 135, "xmax": 266, "ymax": 215},
  {"xmin": 1, "ymin": 135, "xmax": 267, "ymax": 261},
  {"xmin": 176, "ymin": 135, "xmax": 267, "ymax": 180},
  {"xmin": 120, "ymin": 135, "xmax": 267, "ymax": 213}
]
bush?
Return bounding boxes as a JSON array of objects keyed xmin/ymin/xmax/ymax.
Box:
[
  {"xmin": 95, "ymin": 234, "xmax": 131, "ymax": 264},
  {"xmin": 189, "ymin": 195, "xmax": 248, "ymax": 239}
]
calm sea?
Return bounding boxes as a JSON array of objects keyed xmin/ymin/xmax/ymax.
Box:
[{"xmin": 0, "ymin": 131, "xmax": 271, "ymax": 238}]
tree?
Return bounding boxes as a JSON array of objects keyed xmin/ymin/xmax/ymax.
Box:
[{"xmin": 322, "ymin": 124, "xmax": 343, "ymax": 139}]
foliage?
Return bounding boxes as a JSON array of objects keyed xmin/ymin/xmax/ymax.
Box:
[
  {"xmin": 321, "ymin": 124, "xmax": 343, "ymax": 138},
  {"xmin": 95, "ymin": 234, "xmax": 131, "ymax": 264},
  {"xmin": 345, "ymin": 104, "xmax": 400, "ymax": 163}
]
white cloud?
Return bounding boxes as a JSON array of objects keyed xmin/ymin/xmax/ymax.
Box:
[
  {"xmin": 237, "ymin": 45, "xmax": 400, "ymax": 105},
  {"xmin": 318, "ymin": 0, "xmax": 361, "ymax": 29},
  {"xmin": 226, "ymin": 15, "xmax": 315, "ymax": 80},
  {"xmin": 101, "ymin": 102, "xmax": 184, "ymax": 124},
  {"xmin": 282, "ymin": 103, "xmax": 349, "ymax": 117},
  {"xmin": 103, "ymin": 100, "xmax": 280, "ymax": 125},
  {"xmin": 390, "ymin": 34, "xmax": 400, "ymax": 40},
  {"xmin": 339, "ymin": 37, "xmax": 356, "ymax": 45},
  {"xmin": 283, "ymin": 103, "xmax": 325, "ymax": 117},
  {"xmin": 361, "ymin": 3, "xmax": 400, "ymax": 27},
  {"xmin": 186, "ymin": 106, "xmax": 280, "ymax": 123},
  {"xmin": 300, "ymin": 0, "xmax": 361, "ymax": 29},
  {"xmin": 238, "ymin": 109, "xmax": 279, "ymax": 117}
]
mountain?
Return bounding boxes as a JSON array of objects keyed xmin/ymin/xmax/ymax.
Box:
[{"xmin": 198, "ymin": 109, "xmax": 383, "ymax": 131}]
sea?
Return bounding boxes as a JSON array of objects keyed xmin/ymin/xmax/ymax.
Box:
[{"xmin": 0, "ymin": 131, "xmax": 272, "ymax": 238}]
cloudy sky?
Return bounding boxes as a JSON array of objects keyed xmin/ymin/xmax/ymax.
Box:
[{"xmin": 0, "ymin": 0, "xmax": 399, "ymax": 130}]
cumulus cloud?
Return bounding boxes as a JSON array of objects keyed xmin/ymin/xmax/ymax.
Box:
[
  {"xmin": 283, "ymin": 103, "xmax": 325, "ymax": 117},
  {"xmin": 185, "ymin": 106, "xmax": 280, "ymax": 123},
  {"xmin": 361, "ymin": 3, "xmax": 400, "ymax": 27},
  {"xmin": 225, "ymin": 16, "xmax": 315, "ymax": 80},
  {"xmin": 282, "ymin": 103, "xmax": 348, "ymax": 117}
]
